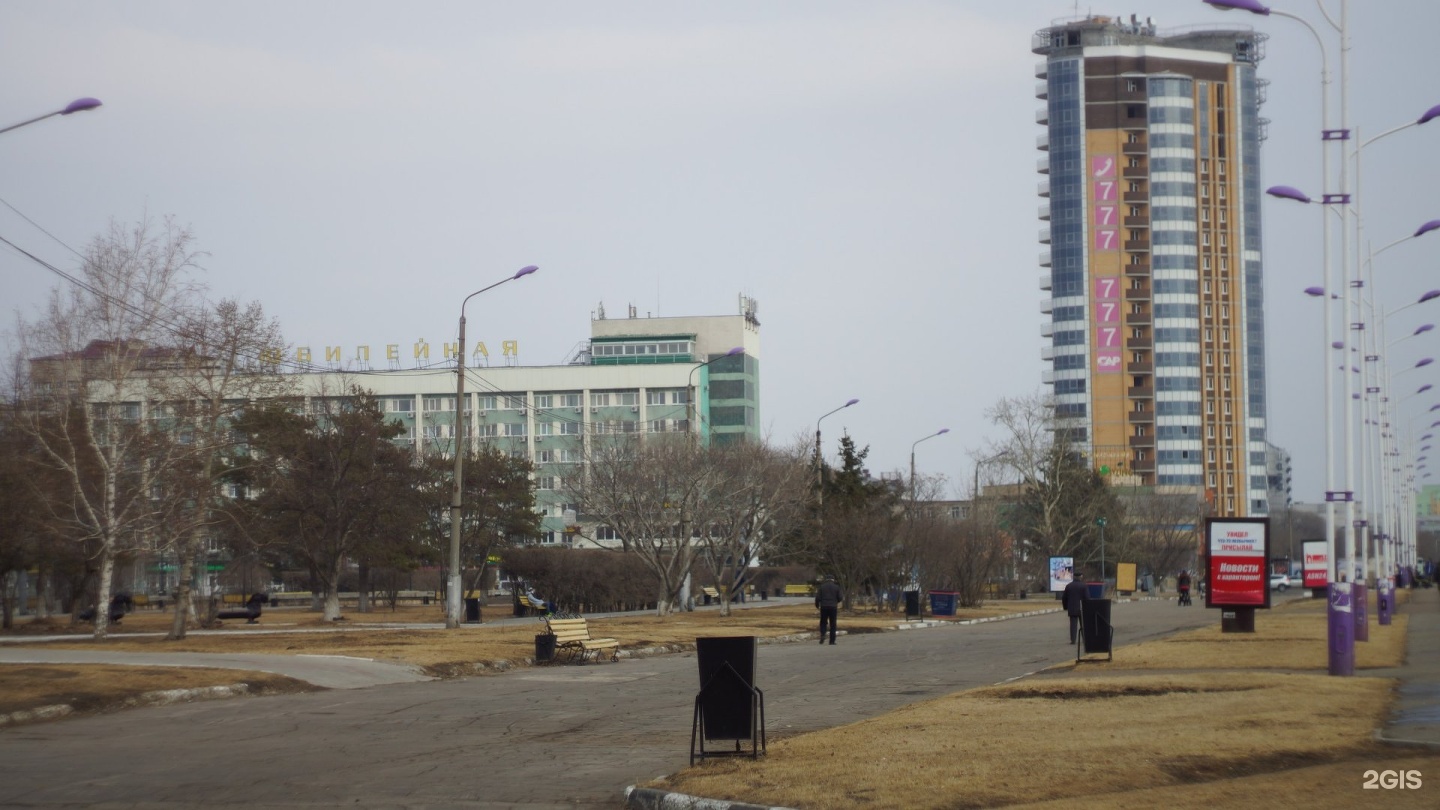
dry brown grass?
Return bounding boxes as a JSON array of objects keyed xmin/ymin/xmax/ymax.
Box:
[
  {"xmin": 0, "ymin": 664, "xmax": 311, "ymax": 716},
  {"xmin": 651, "ymin": 595, "xmax": 1433, "ymax": 809}
]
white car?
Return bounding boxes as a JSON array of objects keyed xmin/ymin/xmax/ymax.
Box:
[{"xmin": 1269, "ymin": 573, "xmax": 1291, "ymax": 592}]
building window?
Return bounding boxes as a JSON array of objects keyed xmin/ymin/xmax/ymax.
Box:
[
  {"xmin": 560, "ymin": 393, "xmax": 582, "ymax": 408},
  {"xmin": 534, "ymin": 394, "xmax": 553, "ymax": 409},
  {"xmin": 477, "ymin": 395, "xmax": 498, "ymax": 411},
  {"xmin": 560, "ymin": 421, "xmax": 581, "ymax": 436},
  {"xmin": 616, "ymin": 391, "xmax": 639, "ymax": 406},
  {"xmin": 504, "ymin": 423, "xmax": 526, "ymax": 437},
  {"xmin": 590, "ymin": 392, "xmax": 611, "ymax": 407},
  {"xmin": 536, "ymin": 421, "xmax": 554, "ymax": 436}
]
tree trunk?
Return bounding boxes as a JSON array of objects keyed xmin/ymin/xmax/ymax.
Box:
[
  {"xmin": 323, "ymin": 559, "xmax": 343, "ymax": 620},
  {"xmin": 357, "ymin": 560, "xmax": 371, "ymax": 613},
  {"xmin": 1, "ymin": 571, "xmax": 14, "ymax": 629},
  {"xmin": 93, "ymin": 549, "xmax": 115, "ymax": 640},
  {"xmin": 168, "ymin": 544, "xmax": 195, "ymax": 640}
]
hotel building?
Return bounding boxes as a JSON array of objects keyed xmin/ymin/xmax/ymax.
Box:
[
  {"xmin": 299, "ymin": 297, "xmax": 763, "ymax": 547},
  {"xmin": 1033, "ymin": 15, "xmax": 1270, "ymax": 516}
]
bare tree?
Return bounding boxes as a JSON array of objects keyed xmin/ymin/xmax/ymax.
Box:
[
  {"xmin": 1113, "ymin": 489, "xmax": 1204, "ymax": 587},
  {"xmin": 565, "ymin": 434, "xmax": 722, "ymax": 616},
  {"xmin": 693, "ymin": 438, "xmax": 811, "ymax": 616},
  {"xmin": 10, "ymin": 217, "xmax": 203, "ymax": 638},
  {"xmin": 147, "ymin": 299, "xmax": 290, "ymax": 638},
  {"xmin": 983, "ymin": 392, "xmax": 1123, "ymax": 582}
]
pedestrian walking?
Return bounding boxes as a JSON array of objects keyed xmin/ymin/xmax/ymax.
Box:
[
  {"xmin": 1062, "ymin": 570, "xmax": 1088, "ymax": 644},
  {"xmin": 815, "ymin": 575, "xmax": 843, "ymax": 645}
]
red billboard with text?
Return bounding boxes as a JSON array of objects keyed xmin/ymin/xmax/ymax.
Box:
[
  {"xmin": 1205, "ymin": 517, "xmax": 1270, "ymax": 609},
  {"xmin": 1302, "ymin": 540, "xmax": 1328, "ymax": 589}
]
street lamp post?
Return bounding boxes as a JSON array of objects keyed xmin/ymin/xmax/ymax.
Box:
[
  {"xmin": 814, "ymin": 399, "xmax": 859, "ymax": 494},
  {"xmin": 909, "ymin": 428, "xmax": 950, "ymax": 499},
  {"xmin": 1213, "ymin": 0, "xmax": 1354, "ymax": 676},
  {"xmin": 687, "ymin": 347, "xmax": 745, "ymax": 444},
  {"xmin": 447, "ymin": 264, "xmax": 537, "ymax": 630},
  {"xmin": 813, "ymin": 398, "xmax": 859, "ymax": 549},
  {"xmin": 0, "ymin": 97, "xmax": 102, "ymax": 135}
]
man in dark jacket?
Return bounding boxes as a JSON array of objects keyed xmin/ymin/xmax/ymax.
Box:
[
  {"xmin": 815, "ymin": 575, "xmax": 843, "ymax": 645},
  {"xmin": 1062, "ymin": 569, "xmax": 1088, "ymax": 644}
]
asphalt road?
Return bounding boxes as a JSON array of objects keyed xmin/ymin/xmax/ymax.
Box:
[{"xmin": 0, "ymin": 599, "xmax": 1215, "ymax": 809}]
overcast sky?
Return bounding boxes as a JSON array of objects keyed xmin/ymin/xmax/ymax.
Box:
[{"xmin": 3, "ymin": 1, "xmax": 1438, "ymax": 505}]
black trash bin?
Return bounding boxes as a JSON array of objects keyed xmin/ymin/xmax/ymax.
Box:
[
  {"xmin": 464, "ymin": 598, "xmax": 481, "ymax": 623},
  {"xmin": 903, "ymin": 590, "xmax": 921, "ymax": 620},
  {"xmin": 535, "ymin": 633, "xmax": 556, "ymax": 663},
  {"xmin": 1079, "ymin": 598, "xmax": 1113, "ymax": 660}
]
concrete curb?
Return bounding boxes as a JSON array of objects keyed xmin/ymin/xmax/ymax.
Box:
[{"xmin": 625, "ymin": 785, "xmax": 796, "ymax": 810}]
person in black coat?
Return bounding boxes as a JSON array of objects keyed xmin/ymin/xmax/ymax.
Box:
[
  {"xmin": 1062, "ymin": 570, "xmax": 1088, "ymax": 644},
  {"xmin": 815, "ymin": 575, "xmax": 843, "ymax": 645}
]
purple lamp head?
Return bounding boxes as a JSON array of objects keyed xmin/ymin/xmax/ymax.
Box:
[
  {"xmin": 1305, "ymin": 286, "xmax": 1326, "ymax": 297},
  {"xmin": 1416, "ymin": 324, "xmax": 1436, "ymax": 336},
  {"xmin": 1332, "ymin": 341, "xmax": 1345, "ymax": 350},
  {"xmin": 1415, "ymin": 219, "xmax": 1440, "ymax": 239},
  {"xmin": 1419, "ymin": 104, "xmax": 1440, "ymax": 126},
  {"xmin": 513, "ymin": 265, "xmax": 539, "ymax": 279},
  {"xmin": 938, "ymin": 428, "xmax": 951, "ymax": 435},
  {"xmin": 1420, "ymin": 384, "xmax": 1435, "ymax": 395},
  {"xmin": 1419, "ymin": 358, "xmax": 1435, "ymax": 369},
  {"xmin": 725, "ymin": 346, "xmax": 745, "ymax": 356},
  {"xmin": 844, "ymin": 398, "xmax": 860, "ymax": 407},
  {"xmin": 61, "ymin": 97, "xmax": 102, "ymax": 115},
  {"xmin": 1204, "ymin": 0, "xmax": 1271, "ymax": 14},
  {"xmin": 1267, "ymin": 185, "xmax": 1312, "ymax": 204},
  {"xmin": 1422, "ymin": 290, "xmax": 1440, "ymax": 305}
]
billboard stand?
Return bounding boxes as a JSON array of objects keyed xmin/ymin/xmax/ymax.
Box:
[
  {"xmin": 1220, "ymin": 606, "xmax": 1255, "ymax": 633},
  {"xmin": 1205, "ymin": 517, "xmax": 1270, "ymax": 634}
]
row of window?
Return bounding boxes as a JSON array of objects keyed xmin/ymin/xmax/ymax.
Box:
[
  {"xmin": 401, "ymin": 419, "xmax": 693, "ymax": 440},
  {"xmin": 388, "ymin": 389, "xmax": 690, "ymax": 414},
  {"xmin": 591, "ymin": 341, "xmax": 694, "ymax": 357}
]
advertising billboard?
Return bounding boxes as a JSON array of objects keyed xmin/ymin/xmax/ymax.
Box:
[
  {"xmin": 1205, "ymin": 517, "xmax": 1270, "ymax": 609},
  {"xmin": 1302, "ymin": 540, "xmax": 1328, "ymax": 589},
  {"xmin": 1049, "ymin": 556, "xmax": 1076, "ymax": 593}
]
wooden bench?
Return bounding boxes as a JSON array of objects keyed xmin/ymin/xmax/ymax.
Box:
[
  {"xmin": 544, "ymin": 617, "xmax": 619, "ymax": 664},
  {"xmin": 701, "ymin": 586, "xmax": 720, "ymax": 604},
  {"xmin": 783, "ymin": 584, "xmax": 814, "ymax": 597},
  {"xmin": 216, "ymin": 594, "xmax": 267, "ymax": 624}
]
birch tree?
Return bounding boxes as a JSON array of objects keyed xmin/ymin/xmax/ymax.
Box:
[{"xmin": 11, "ymin": 217, "xmax": 203, "ymax": 638}]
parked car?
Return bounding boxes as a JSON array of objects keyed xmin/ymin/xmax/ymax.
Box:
[{"xmin": 1270, "ymin": 573, "xmax": 1291, "ymax": 592}]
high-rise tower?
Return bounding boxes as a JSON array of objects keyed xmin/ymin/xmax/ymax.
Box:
[{"xmin": 1034, "ymin": 15, "xmax": 1269, "ymax": 517}]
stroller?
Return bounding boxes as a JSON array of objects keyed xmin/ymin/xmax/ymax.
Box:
[{"xmin": 1176, "ymin": 571, "xmax": 1193, "ymax": 606}]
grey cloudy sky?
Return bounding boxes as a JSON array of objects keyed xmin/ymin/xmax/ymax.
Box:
[{"xmin": 3, "ymin": 0, "xmax": 1438, "ymax": 504}]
